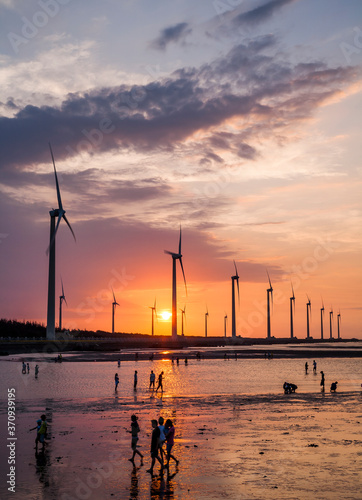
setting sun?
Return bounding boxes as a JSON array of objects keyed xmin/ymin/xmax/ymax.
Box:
[{"xmin": 160, "ymin": 311, "xmax": 172, "ymax": 321}]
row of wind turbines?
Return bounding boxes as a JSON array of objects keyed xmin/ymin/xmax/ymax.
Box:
[{"xmin": 45, "ymin": 145, "xmax": 342, "ymax": 341}]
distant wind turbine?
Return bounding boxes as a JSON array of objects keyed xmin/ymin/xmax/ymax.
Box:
[
  {"xmin": 290, "ymin": 284, "xmax": 295, "ymax": 339},
  {"xmin": 46, "ymin": 144, "xmax": 76, "ymax": 340},
  {"xmin": 205, "ymin": 306, "xmax": 209, "ymax": 338},
  {"xmin": 179, "ymin": 305, "xmax": 186, "ymax": 336},
  {"xmin": 59, "ymin": 277, "xmax": 67, "ymax": 331},
  {"xmin": 111, "ymin": 288, "xmax": 120, "ymax": 335},
  {"xmin": 329, "ymin": 308, "xmax": 333, "ymax": 339},
  {"xmin": 306, "ymin": 296, "xmax": 311, "ymax": 339},
  {"xmin": 224, "ymin": 313, "xmax": 228, "ymax": 338},
  {"xmin": 164, "ymin": 227, "xmax": 187, "ymax": 339},
  {"xmin": 231, "ymin": 261, "xmax": 240, "ymax": 338},
  {"xmin": 149, "ymin": 299, "xmax": 157, "ymax": 336},
  {"xmin": 320, "ymin": 300, "xmax": 325, "ymax": 340},
  {"xmin": 337, "ymin": 310, "xmax": 341, "ymax": 339},
  {"xmin": 266, "ymin": 271, "xmax": 273, "ymax": 339}
]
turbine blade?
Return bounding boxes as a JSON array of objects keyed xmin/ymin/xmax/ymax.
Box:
[
  {"xmin": 62, "ymin": 214, "xmax": 76, "ymax": 242},
  {"xmin": 234, "ymin": 260, "xmax": 239, "ymax": 278},
  {"xmin": 164, "ymin": 250, "xmax": 174, "ymax": 256},
  {"xmin": 112, "ymin": 287, "xmax": 116, "ymax": 303},
  {"xmin": 178, "ymin": 225, "xmax": 182, "ymax": 255},
  {"xmin": 49, "ymin": 143, "xmax": 63, "ymax": 211},
  {"xmin": 291, "ymin": 282, "xmax": 295, "ymax": 299},
  {"xmin": 267, "ymin": 270, "xmax": 272, "ymax": 289},
  {"xmin": 61, "ymin": 276, "xmax": 65, "ymax": 297},
  {"xmin": 179, "ymin": 257, "xmax": 187, "ymax": 295}
]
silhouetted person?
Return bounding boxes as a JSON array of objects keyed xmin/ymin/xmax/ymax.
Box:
[
  {"xmin": 156, "ymin": 371, "xmax": 164, "ymax": 392},
  {"xmin": 330, "ymin": 381, "xmax": 338, "ymax": 392},
  {"xmin": 149, "ymin": 370, "xmax": 155, "ymax": 390},
  {"xmin": 305, "ymin": 362, "xmax": 308, "ymax": 374},
  {"xmin": 134, "ymin": 370, "xmax": 138, "ymax": 390},
  {"xmin": 146, "ymin": 420, "xmax": 163, "ymax": 475},
  {"xmin": 115, "ymin": 373, "xmax": 119, "ymax": 391},
  {"xmin": 128, "ymin": 414, "xmax": 144, "ymax": 465},
  {"xmin": 313, "ymin": 360, "xmax": 317, "ymax": 372},
  {"xmin": 283, "ymin": 382, "xmax": 297, "ymax": 394},
  {"xmin": 35, "ymin": 365, "xmax": 39, "ymax": 378},
  {"xmin": 320, "ymin": 371, "xmax": 325, "ymax": 391}
]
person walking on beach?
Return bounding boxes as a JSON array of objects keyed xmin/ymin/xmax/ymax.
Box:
[
  {"xmin": 305, "ymin": 362, "xmax": 308, "ymax": 374},
  {"xmin": 156, "ymin": 371, "xmax": 164, "ymax": 392},
  {"xmin": 146, "ymin": 420, "xmax": 163, "ymax": 475},
  {"xmin": 128, "ymin": 414, "xmax": 144, "ymax": 466},
  {"xmin": 34, "ymin": 414, "xmax": 47, "ymax": 453},
  {"xmin": 320, "ymin": 371, "xmax": 325, "ymax": 391},
  {"xmin": 117, "ymin": 359, "xmax": 121, "ymax": 367},
  {"xmin": 158, "ymin": 416, "xmax": 166, "ymax": 461},
  {"xmin": 115, "ymin": 373, "xmax": 119, "ymax": 391},
  {"xmin": 22, "ymin": 361, "xmax": 26, "ymax": 374},
  {"xmin": 313, "ymin": 360, "xmax": 317, "ymax": 373},
  {"xmin": 134, "ymin": 370, "xmax": 138, "ymax": 391},
  {"xmin": 35, "ymin": 365, "xmax": 39, "ymax": 377},
  {"xmin": 27, "ymin": 362, "xmax": 30, "ymax": 373},
  {"xmin": 165, "ymin": 419, "xmax": 179, "ymax": 469},
  {"xmin": 149, "ymin": 370, "xmax": 155, "ymax": 390}
]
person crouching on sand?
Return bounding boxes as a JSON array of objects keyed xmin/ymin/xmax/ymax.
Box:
[
  {"xmin": 165, "ymin": 419, "xmax": 179, "ymax": 469},
  {"xmin": 146, "ymin": 420, "xmax": 163, "ymax": 475},
  {"xmin": 128, "ymin": 414, "xmax": 144, "ymax": 466}
]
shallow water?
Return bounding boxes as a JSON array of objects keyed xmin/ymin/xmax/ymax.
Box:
[
  {"xmin": 0, "ymin": 356, "xmax": 361, "ymax": 500},
  {"xmin": 1, "ymin": 356, "xmax": 361, "ymax": 400}
]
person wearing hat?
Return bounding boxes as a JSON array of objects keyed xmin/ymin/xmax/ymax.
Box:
[{"xmin": 128, "ymin": 414, "xmax": 143, "ymax": 465}]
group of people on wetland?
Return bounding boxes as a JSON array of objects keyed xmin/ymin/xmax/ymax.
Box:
[
  {"xmin": 284, "ymin": 361, "xmax": 338, "ymax": 394},
  {"xmin": 21, "ymin": 360, "xmax": 39, "ymax": 377},
  {"xmin": 114, "ymin": 369, "xmax": 165, "ymax": 392},
  {"xmin": 127, "ymin": 414, "xmax": 179, "ymax": 476}
]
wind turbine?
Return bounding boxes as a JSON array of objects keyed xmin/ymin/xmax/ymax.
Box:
[
  {"xmin": 205, "ymin": 306, "xmax": 209, "ymax": 338},
  {"xmin": 46, "ymin": 144, "xmax": 75, "ymax": 340},
  {"xmin": 231, "ymin": 261, "xmax": 240, "ymax": 338},
  {"xmin": 59, "ymin": 277, "xmax": 67, "ymax": 331},
  {"xmin": 306, "ymin": 296, "xmax": 311, "ymax": 339},
  {"xmin": 164, "ymin": 227, "xmax": 187, "ymax": 339},
  {"xmin": 266, "ymin": 271, "xmax": 273, "ymax": 339},
  {"xmin": 329, "ymin": 308, "xmax": 333, "ymax": 339},
  {"xmin": 179, "ymin": 305, "xmax": 186, "ymax": 336},
  {"xmin": 111, "ymin": 288, "xmax": 120, "ymax": 335},
  {"xmin": 290, "ymin": 284, "xmax": 295, "ymax": 339},
  {"xmin": 149, "ymin": 299, "xmax": 157, "ymax": 336},
  {"xmin": 224, "ymin": 313, "xmax": 228, "ymax": 337},
  {"xmin": 320, "ymin": 300, "xmax": 325, "ymax": 340},
  {"xmin": 337, "ymin": 310, "xmax": 341, "ymax": 339}
]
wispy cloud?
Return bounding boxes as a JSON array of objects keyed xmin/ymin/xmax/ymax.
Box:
[
  {"xmin": 149, "ymin": 22, "xmax": 192, "ymax": 51},
  {"xmin": 233, "ymin": 0, "xmax": 297, "ymax": 27}
]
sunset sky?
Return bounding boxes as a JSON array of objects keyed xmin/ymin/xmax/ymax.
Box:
[{"xmin": 1, "ymin": 0, "xmax": 361, "ymax": 338}]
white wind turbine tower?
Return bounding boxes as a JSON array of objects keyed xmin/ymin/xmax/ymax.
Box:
[
  {"xmin": 329, "ymin": 308, "xmax": 333, "ymax": 339},
  {"xmin": 306, "ymin": 295, "xmax": 311, "ymax": 339},
  {"xmin": 59, "ymin": 277, "xmax": 67, "ymax": 331},
  {"xmin": 179, "ymin": 305, "xmax": 186, "ymax": 336},
  {"xmin": 266, "ymin": 271, "xmax": 273, "ymax": 339},
  {"xmin": 204, "ymin": 306, "xmax": 209, "ymax": 338},
  {"xmin": 320, "ymin": 299, "xmax": 325, "ymax": 340},
  {"xmin": 112, "ymin": 288, "xmax": 120, "ymax": 334},
  {"xmin": 46, "ymin": 144, "xmax": 75, "ymax": 340},
  {"xmin": 149, "ymin": 299, "xmax": 157, "ymax": 336},
  {"xmin": 231, "ymin": 261, "xmax": 240, "ymax": 338},
  {"xmin": 164, "ymin": 227, "xmax": 187, "ymax": 340}
]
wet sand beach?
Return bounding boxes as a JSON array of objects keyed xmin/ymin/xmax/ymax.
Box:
[{"xmin": 0, "ymin": 354, "xmax": 361, "ymax": 499}]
